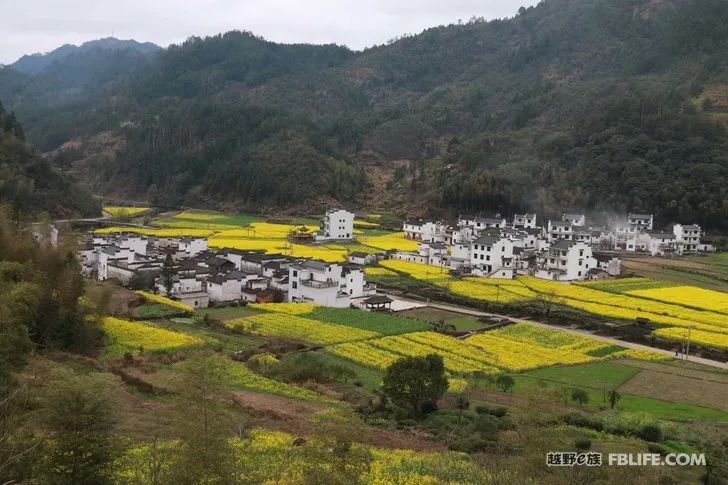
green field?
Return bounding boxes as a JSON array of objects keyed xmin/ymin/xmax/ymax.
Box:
[
  {"xmin": 197, "ymin": 305, "xmax": 262, "ymax": 321},
  {"xmin": 522, "ymin": 361, "xmax": 640, "ymax": 389},
  {"xmin": 306, "ymin": 307, "xmax": 431, "ymax": 335}
]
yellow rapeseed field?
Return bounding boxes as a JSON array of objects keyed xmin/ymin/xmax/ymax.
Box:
[
  {"xmin": 249, "ymin": 302, "xmax": 318, "ymax": 315},
  {"xmin": 358, "ymin": 232, "xmax": 420, "ymax": 251},
  {"xmin": 102, "ymin": 317, "xmax": 204, "ymax": 358},
  {"xmin": 135, "ymin": 291, "xmax": 194, "ymax": 314},
  {"xmin": 653, "ymin": 327, "xmax": 728, "ymax": 351},
  {"xmin": 629, "ymin": 286, "xmax": 728, "ymax": 314},
  {"xmin": 228, "ymin": 313, "xmax": 379, "ymax": 345},
  {"xmin": 102, "ymin": 206, "xmax": 150, "ymax": 218},
  {"xmin": 95, "ymin": 227, "xmax": 216, "ymax": 237}
]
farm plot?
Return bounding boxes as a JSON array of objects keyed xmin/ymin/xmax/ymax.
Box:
[
  {"xmin": 578, "ymin": 277, "xmax": 676, "ymax": 293},
  {"xmin": 135, "ymin": 291, "xmax": 194, "ymax": 314},
  {"xmin": 519, "ymin": 276, "xmax": 728, "ymax": 333},
  {"xmin": 306, "ymin": 307, "xmax": 431, "ymax": 335},
  {"xmin": 628, "ymin": 286, "xmax": 728, "ymax": 314},
  {"xmin": 653, "ymin": 327, "xmax": 728, "ymax": 351},
  {"xmin": 102, "ymin": 317, "xmax": 204, "ymax": 359},
  {"xmin": 358, "ymin": 232, "xmax": 420, "ymax": 252},
  {"xmin": 103, "ymin": 206, "xmax": 150, "ymax": 218},
  {"xmin": 618, "ymin": 369, "xmax": 728, "ymax": 411},
  {"xmin": 227, "ymin": 313, "xmax": 380, "ymax": 345}
]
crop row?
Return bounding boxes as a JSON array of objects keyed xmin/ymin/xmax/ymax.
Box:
[{"xmin": 227, "ymin": 313, "xmax": 379, "ymax": 345}]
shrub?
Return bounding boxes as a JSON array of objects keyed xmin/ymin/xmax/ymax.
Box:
[
  {"xmin": 575, "ymin": 438, "xmax": 592, "ymax": 451},
  {"xmin": 640, "ymin": 424, "xmax": 663, "ymax": 442},
  {"xmin": 475, "ymin": 414, "xmax": 500, "ymax": 440},
  {"xmin": 563, "ymin": 412, "xmax": 604, "ymax": 432},
  {"xmin": 475, "ymin": 405, "xmax": 508, "ymax": 417},
  {"xmin": 451, "ymin": 437, "xmax": 491, "ymax": 453}
]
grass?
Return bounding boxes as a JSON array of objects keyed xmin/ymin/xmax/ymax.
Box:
[
  {"xmin": 397, "ymin": 307, "xmax": 484, "ymax": 331},
  {"xmin": 305, "ymin": 307, "xmax": 431, "ymax": 335},
  {"xmin": 310, "ymin": 351, "xmax": 384, "ymax": 391},
  {"xmin": 134, "ymin": 303, "xmax": 180, "ymax": 319},
  {"xmin": 150, "ymin": 318, "xmax": 262, "ymax": 353},
  {"xmin": 521, "ymin": 361, "xmax": 640, "ymax": 389},
  {"xmin": 197, "ymin": 305, "xmax": 262, "ymax": 321}
]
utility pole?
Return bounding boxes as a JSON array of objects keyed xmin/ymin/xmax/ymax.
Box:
[{"xmin": 685, "ymin": 325, "xmax": 694, "ymax": 361}]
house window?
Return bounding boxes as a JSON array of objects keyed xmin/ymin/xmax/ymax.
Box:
[
  {"xmin": 292, "ymin": 282, "xmax": 298, "ymax": 289},
  {"xmin": 292, "ymin": 270, "xmax": 298, "ymax": 277},
  {"xmin": 578, "ymin": 271, "xmax": 582, "ymax": 277}
]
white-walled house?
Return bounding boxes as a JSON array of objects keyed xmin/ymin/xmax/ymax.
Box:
[
  {"xmin": 547, "ymin": 220, "xmax": 573, "ymax": 242},
  {"xmin": 206, "ymin": 271, "xmax": 258, "ymax": 303},
  {"xmin": 155, "ymin": 274, "xmax": 209, "ymax": 308},
  {"xmin": 643, "ymin": 232, "xmax": 678, "ymax": 256},
  {"xmin": 562, "ymin": 213, "xmax": 586, "ymax": 227},
  {"xmin": 470, "ymin": 235, "xmax": 515, "ymax": 278},
  {"xmin": 628, "ymin": 213, "xmax": 654, "ymax": 231},
  {"xmin": 537, "ymin": 240, "xmax": 597, "ymax": 281},
  {"xmin": 673, "ymin": 224, "xmax": 701, "ymax": 253},
  {"xmin": 403, "ymin": 219, "xmax": 449, "ymax": 243},
  {"xmin": 178, "ymin": 237, "xmax": 208, "ymax": 257},
  {"xmin": 316, "ymin": 209, "xmax": 354, "ymax": 241},
  {"xmin": 288, "ymin": 260, "xmax": 371, "ymax": 307},
  {"xmin": 513, "ymin": 213, "xmax": 537, "ymax": 229}
]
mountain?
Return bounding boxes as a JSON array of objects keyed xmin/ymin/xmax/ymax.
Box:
[
  {"xmin": 1, "ymin": 0, "xmax": 728, "ymax": 229},
  {"xmin": 10, "ymin": 37, "xmax": 160, "ymax": 75},
  {"xmin": 0, "ymin": 101, "xmax": 99, "ymax": 218}
]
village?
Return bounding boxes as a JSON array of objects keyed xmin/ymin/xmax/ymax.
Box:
[{"xmin": 76, "ymin": 207, "xmax": 714, "ymax": 310}]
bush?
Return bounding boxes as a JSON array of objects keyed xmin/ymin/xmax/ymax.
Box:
[
  {"xmin": 640, "ymin": 424, "xmax": 663, "ymax": 443},
  {"xmin": 451, "ymin": 437, "xmax": 491, "ymax": 453},
  {"xmin": 563, "ymin": 412, "xmax": 604, "ymax": 432},
  {"xmin": 475, "ymin": 414, "xmax": 500, "ymax": 440},
  {"xmin": 575, "ymin": 438, "xmax": 592, "ymax": 451},
  {"xmin": 475, "ymin": 405, "xmax": 508, "ymax": 417}
]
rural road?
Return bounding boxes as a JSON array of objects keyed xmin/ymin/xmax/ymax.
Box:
[{"xmin": 383, "ymin": 293, "xmax": 728, "ymax": 371}]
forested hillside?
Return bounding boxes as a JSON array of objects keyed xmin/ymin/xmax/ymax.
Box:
[
  {"xmin": 0, "ymin": 103, "xmax": 99, "ymax": 218},
  {"xmin": 1, "ymin": 0, "xmax": 727, "ymax": 228}
]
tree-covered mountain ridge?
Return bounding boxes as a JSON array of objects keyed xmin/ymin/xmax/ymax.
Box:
[{"xmin": 1, "ymin": 0, "xmax": 727, "ymax": 229}]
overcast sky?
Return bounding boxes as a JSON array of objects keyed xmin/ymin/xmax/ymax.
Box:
[{"xmin": 0, "ymin": 0, "xmax": 537, "ymax": 64}]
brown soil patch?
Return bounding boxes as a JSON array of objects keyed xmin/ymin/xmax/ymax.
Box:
[
  {"xmin": 618, "ymin": 370, "xmax": 728, "ymax": 411},
  {"xmin": 233, "ymin": 391, "xmax": 442, "ymax": 451}
]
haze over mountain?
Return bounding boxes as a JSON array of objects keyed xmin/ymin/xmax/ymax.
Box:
[
  {"xmin": 1, "ymin": 0, "xmax": 727, "ymax": 229},
  {"xmin": 9, "ymin": 38, "xmax": 161, "ymax": 75}
]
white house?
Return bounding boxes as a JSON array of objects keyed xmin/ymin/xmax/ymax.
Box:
[
  {"xmin": 643, "ymin": 232, "xmax": 678, "ymax": 256},
  {"xmin": 513, "ymin": 213, "xmax": 537, "ymax": 229},
  {"xmin": 547, "ymin": 220, "xmax": 573, "ymax": 242},
  {"xmin": 206, "ymin": 271, "xmax": 258, "ymax": 303},
  {"xmin": 316, "ymin": 209, "xmax": 354, "ymax": 241},
  {"xmin": 403, "ymin": 219, "xmax": 449, "ymax": 243},
  {"xmin": 288, "ymin": 260, "xmax": 370, "ymax": 307},
  {"xmin": 537, "ymin": 240, "xmax": 597, "ymax": 281},
  {"xmin": 470, "ymin": 235, "xmax": 515, "ymax": 278},
  {"xmin": 178, "ymin": 237, "xmax": 208, "ymax": 257},
  {"xmin": 155, "ymin": 274, "xmax": 209, "ymax": 308},
  {"xmin": 673, "ymin": 224, "xmax": 701, "ymax": 253},
  {"xmin": 348, "ymin": 252, "xmax": 378, "ymax": 266},
  {"xmin": 562, "ymin": 213, "xmax": 586, "ymax": 227},
  {"xmin": 628, "ymin": 213, "xmax": 654, "ymax": 231}
]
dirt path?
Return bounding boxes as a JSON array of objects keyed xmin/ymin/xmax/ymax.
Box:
[
  {"xmin": 232, "ymin": 390, "xmax": 442, "ymax": 451},
  {"xmin": 384, "ymin": 293, "xmax": 728, "ymax": 370}
]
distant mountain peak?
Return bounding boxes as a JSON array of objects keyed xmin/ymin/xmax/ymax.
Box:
[{"xmin": 11, "ymin": 37, "xmax": 161, "ymax": 75}]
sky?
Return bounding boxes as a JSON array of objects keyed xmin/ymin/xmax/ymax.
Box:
[{"xmin": 0, "ymin": 0, "xmax": 538, "ymax": 65}]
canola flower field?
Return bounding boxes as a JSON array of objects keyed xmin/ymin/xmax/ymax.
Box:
[
  {"xmin": 227, "ymin": 313, "xmax": 381, "ymax": 345},
  {"xmin": 653, "ymin": 327, "xmax": 728, "ymax": 351},
  {"xmin": 135, "ymin": 291, "xmax": 194, "ymax": 314},
  {"xmin": 102, "ymin": 206, "xmax": 150, "ymax": 218},
  {"xmin": 628, "ymin": 286, "xmax": 728, "ymax": 314},
  {"xmin": 102, "ymin": 317, "xmax": 204, "ymax": 359}
]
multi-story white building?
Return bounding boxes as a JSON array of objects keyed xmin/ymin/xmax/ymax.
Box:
[
  {"xmin": 470, "ymin": 235, "xmax": 515, "ymax": 278},
  {"xmin": 513, "ymin": 213, "xmax": 537, "ymax": 229},
  {"xmin": 547, "ymin": 220, "xmax": 573, "ymax": 242},
  {"xmin": 562, "ymin": 213, "xmax": 586, "ymax": 227},
  {"xmin": 178, "ymin": 237, "xmax": 208, "ymax": 257},
  {"xmin": 316, "ymin": 209, "xmax": 354, "ymax": 241},
  {"xmin": 673, "ymin": 224, "xmax": 701, "ymax": 253},
  {"xmin": 288, "ymin": 260, "xmax": 373, "ymax": 307},
  {"xmin": 628, "ymin": 213, "xmax": 654, "ymax": 231},
  {"xmin": 403, "ymin": 219, "xmax": 449, "ymax": 243},
  {"xmin": 537, "ymin": 240, "xmax": 597, "ymax": 281}
]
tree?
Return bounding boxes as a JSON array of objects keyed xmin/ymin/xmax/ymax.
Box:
[
  {"xmin": 607, "ymin": 389, "xmax": 621, "ymax": 410},
  {"xmin": 495, "ymin": 375, "xmax": 515, "ymax": 393},
  {"xmin": 535, "ymin": 290, "xmax": 560, "ymax": 319},
  {"xmin": 170, "ymin": 353, "xmax": 238, "ymax": 484},
  {"xmin": 571, "ymin": 388, "xmax": 589, "ymax": 406},
  {"xmin": 382, "ymin": 354, "xmax": 448, "ymax": 419},
  {"xmin": 455, "ymin": 395, "xmax": 470, "ymax": 424},
  {"xmin": 161, "ymin": 253, "xmax": 176, "ymax": 297},
  {"xmin": 39, "ymin": 373, "xmax": 118, "ymax": 484}
]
